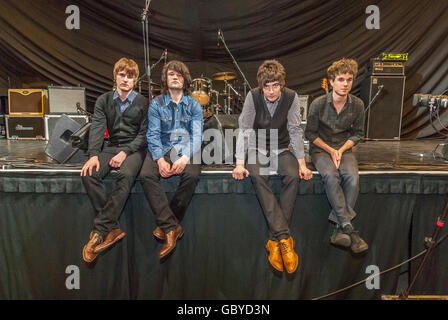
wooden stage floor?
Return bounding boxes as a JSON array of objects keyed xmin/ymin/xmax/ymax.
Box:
[{"xmin": 1, "ymin": 137, "xmax": 448, "ymax": 173}]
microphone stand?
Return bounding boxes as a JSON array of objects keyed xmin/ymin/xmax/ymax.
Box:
[
  {"xmin": 138, "ymin": 0, "xmax": 152, "ymax": 98},
  {"xmin": 364, "ymin": 85, "xmax": 383, "ymax": 114},
  {"xmin": 217, "ymin": 29, "xmax": 252, "ymax": 100},
  {"xmin": 398, "ymin": 197, "xmax": 448, "ymax": 299}
]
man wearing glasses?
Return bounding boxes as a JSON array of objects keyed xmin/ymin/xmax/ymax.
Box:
[
  {"xmin": 81, "ymin": 57, "xmax": 148, "ymax": 263},
  {"xmin": 233, "ymin": 60, "xmax": 312, "ymax": 274}
]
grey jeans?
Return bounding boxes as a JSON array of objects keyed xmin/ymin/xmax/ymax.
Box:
[{"xmin": 311, "ymin": 151, "xmax": 359, "ymax": 225}]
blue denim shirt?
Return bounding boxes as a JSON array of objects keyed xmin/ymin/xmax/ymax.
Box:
[
  {"xmin": 147, "ymin": 94, "xmax": 203, "ymax": 160},
  {"xmin": 113, "ymin": 90, "xmax": 137, "ymax": 113}
]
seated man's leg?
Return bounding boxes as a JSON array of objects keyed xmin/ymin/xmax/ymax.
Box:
[
  {"xmin": 339, "ymin": 152, "xmax": 359, "ymax": 217},
  {"xmin": 247, "ymin": 152, "xmax": 298, "ymax": 273},
  {"xmin": 170, "ymin": 158, "xmax": 201, "ymax": 223},
  {"xmin": 311, "ymin": 151, "xmax": 350, "ymax": 226},
  {"xmin": 277, "ymin": 150, "xmax": 300, "ymax": 227},
  {"xmin": 139, "ymin": 151, "xmax": 178, "ymax": 234},
  {"xmin": 81, "ymin": 150, "xmax": 115, "ymax": 237},
  {"xmin": 94, "ymin": 149, "xmax": 146, "ymax": 234}
]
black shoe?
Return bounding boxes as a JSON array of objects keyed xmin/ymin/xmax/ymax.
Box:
[{"xmin": 342, "ymin": 224, "xmax": 369, "ymax": 254}]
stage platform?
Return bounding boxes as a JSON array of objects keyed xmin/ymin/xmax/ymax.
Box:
[{"xmin": 1, "ymin": 138, "xmax": 447, "ymax": 300}]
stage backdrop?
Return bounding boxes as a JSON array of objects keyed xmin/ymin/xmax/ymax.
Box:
[{"xmin": 0, "ymin": 0, "xmax": 448, "ymax": 138}]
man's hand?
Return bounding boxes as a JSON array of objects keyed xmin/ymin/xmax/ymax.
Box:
[
  {"xmin": 81, "ymin": 156, "xmax": 100, "ymax": 177},
  {"xmin": 232, "ymin": 164, "xmax": 250, "ymax": 180},
  {"xmin": 171, "ymin": 155, "xmax": 189, "ymax": 175},
  {"xmin": 330, "ymin": 148, "xmax": 341, "ymax": 169},
  {"xmin": 157, "ymin": 158, "xmax": 173, "ymax": 178},
  {"xmin": 109, "ymin": 151, "xmax": 127, "ymax": 168},
  {"xmin": 299, "ymin": 165, "xmax": 313, "ymax": 180}
]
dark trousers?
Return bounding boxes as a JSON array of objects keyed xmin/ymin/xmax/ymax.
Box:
[
  {"xmin": 311, "ymin": 151, "xmax": 359, "ymax": 226},
  {"xmin": 139, "ymin": 150, "xmax": 201, "ymax": 233},
  {"xmin": 246, "ymin": 150, "xmax": 300, "ymax": 241},
  {"xmin": 81, "ymin": 147, "xmax": 146, "ymax": 237}
]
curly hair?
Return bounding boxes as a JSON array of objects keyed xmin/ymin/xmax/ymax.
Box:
[
  {"xmin": 161, "ymin": 60, "xmax": 192, "ymax": 95},
  {"xmin": 113, "ymin": 57, "xmax": 139, "ymax": 89},
  {"xmin": 327, "ymin": 58, "xmax": 358, "ymax": 81},
  {"xmin": 256, "ymin": 60, "xmax": 286, "ymax": 89}
]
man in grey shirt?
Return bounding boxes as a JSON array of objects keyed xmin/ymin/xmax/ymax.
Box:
[
  {"xmin": 233, "ymin": 60, "xmax": 312, "ymax": 274},
  {"xmin": 305, "ymin": 58, "xmax": 368, "ymax": 254}
]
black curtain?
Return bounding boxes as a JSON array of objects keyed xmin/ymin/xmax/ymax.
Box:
[
  {"xmin": 1, "ymin": 173, "xmax": 447, "ymax": 299},
  {"xmin": 0, "ymin": 0, "xmax": 448, "ymax": 137}
]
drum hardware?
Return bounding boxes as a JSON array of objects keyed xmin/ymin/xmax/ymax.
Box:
[{"xmin": 191, "ymin": 77, "xmax": 212, "ymax": 106}]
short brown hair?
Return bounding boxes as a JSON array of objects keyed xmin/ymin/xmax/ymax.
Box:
[
  {"xmin": 161, "ymin": 60, "xmax": 192, "ymax": 95},
  {"xmin": 327, "ymin": 58, "xmax": 358, "ymax": 81},
  {"xmin": 257, "ymin": 60, "xmax": 286, "ymax": 89},
  {"xmin": 113, "ymin": 57, "xmax": 139, "ymax": 89}
]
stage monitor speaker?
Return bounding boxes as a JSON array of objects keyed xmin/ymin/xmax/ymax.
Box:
[
  {"xmin": 48, "ymin": 86, "xmax": 86, "ymax": 114},
  {"xmin": 363, "ymin": 76, "xmax": 405, "ymax": 140},
  {"xmin": 203, "ymin": 114, "xmax": 239, "ymax": 164},
  {"xmin": 45, "ymin": 114, "xmax": 88, "ymax": 163}
]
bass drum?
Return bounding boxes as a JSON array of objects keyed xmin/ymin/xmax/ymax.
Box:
[{"xmin": 191, "ymin": 78, "xmax": 211, "ymax": 106}]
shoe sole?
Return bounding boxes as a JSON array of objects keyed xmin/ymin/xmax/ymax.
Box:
[
  {"xmin": 93, "ymin": 232, "xmax": 126, "ymax": 254},
  {"xmin": 351, "ymin": 244, "xmax": 369, "ymax": 254},
  {"xmin": 159, "ymin": 230, "xmax": 184, "ymax": 259},
  {"xmin": 331, "ymin": 237, "xmax": 352, "ymax": 248},
  {"xmin": 153, "ymin": 231, "xmax": 166, "ymax": 241},
  {"xmin": 82, "ymin": 245, "xmax": 98, "ymax": 263}
]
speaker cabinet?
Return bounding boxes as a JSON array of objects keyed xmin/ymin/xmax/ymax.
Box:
[
  {"xmin": 48, "ymin": 86, "xmax": 86, "ymax": 114},
  {"xmin": 362, "ymin": 76, "xmax": 405, "ymax": 140},
  {"xmin": 45, "ymin": 114, "xmax": 88, "ymax": 163},
  {"xmin": 8, "ymin": 89, "xmax": 48, "ymax": 116}
]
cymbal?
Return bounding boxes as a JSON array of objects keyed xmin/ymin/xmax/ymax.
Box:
[
  {"xmin": 212, "ymin": 72, "xmax": 237, "ymax": 81},
  {"xmin": 140, "ymin": 79, "xmax": 161, "ymax": 87}
]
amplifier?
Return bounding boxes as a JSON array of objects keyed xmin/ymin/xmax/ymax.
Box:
[
  {"xmin": 44, "ymin": 114, "xmax": 89, "ymax": 140},
  {"xmin": 48, "ymin": 86, "xmax": 86, "ymax": 114},
  {"xmin": 8, "ymin": 89, "xmax": 48, "ymax": 116},
  {"xmin": 371, "ymin": 61, "xmax": 405, "ymax": 75},
  {"xmin": 5, "ymin": 115, "xmax": 45, "ymax": 140}
]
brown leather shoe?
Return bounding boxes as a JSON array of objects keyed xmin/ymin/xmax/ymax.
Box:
[
  {"xmin": 82, "ymin": 232, "xmax": 103, "ymax": 263},
  {"xmin": 159, "ymin": 225, "xmax": 184, "ymax": 259},
  {"xmin": 279, "ymin": 237, "xmax": 299, "ymax": 274},
  {"xmin": 153, "ymin": 226, "xmax": 166, "ymax": 240},
  {"xmin": 93, "ymin": 228, "xmax": 126, "ymax": 254},
  {"xmin": 266, "ymin": 240, "xmax": 283, "ymax": 272}
]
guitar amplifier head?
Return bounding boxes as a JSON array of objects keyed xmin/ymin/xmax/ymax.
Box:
[{"xmin": 48, "ymin": 86, "xmax": 86, "ymax": 114}]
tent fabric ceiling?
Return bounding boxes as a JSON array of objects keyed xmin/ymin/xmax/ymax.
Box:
[{"xmin": 0, "ymin": 0, "xmax": 447, "ymax": 138}]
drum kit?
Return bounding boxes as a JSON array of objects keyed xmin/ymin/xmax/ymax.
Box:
[
  {"xmin": 140, "ymin": 71, "xmax": 244, "ymax": 121},
  {"xmin": 190, "ymin": 71, "xmax": 244, "ymax": 120}
]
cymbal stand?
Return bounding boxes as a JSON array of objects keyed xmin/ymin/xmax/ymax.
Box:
[
  {"xmin": 137, "ymin": 0, "xmax": 152, "ymax": 98},
  {"xmin": 218, "ymin": 29, "xmax": 252, "ymax": 99}
]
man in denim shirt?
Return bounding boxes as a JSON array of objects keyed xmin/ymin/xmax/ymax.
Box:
[
  {"xmin": 140, "ymin": 60, "xmax": 203, "ymax": 259},
  {"xmin": 305, "ymin": 59, "xmax": 368, "ymax": 254}
]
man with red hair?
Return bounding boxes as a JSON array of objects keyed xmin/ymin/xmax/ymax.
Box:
[{"xmin": 81, "ymin": 57, "xmax": 149, "ymax": 263}]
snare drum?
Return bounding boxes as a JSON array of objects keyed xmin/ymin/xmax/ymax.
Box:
[{"xmin": 191, "ymin": 78, "xmax": 211, "ymax": 106}]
